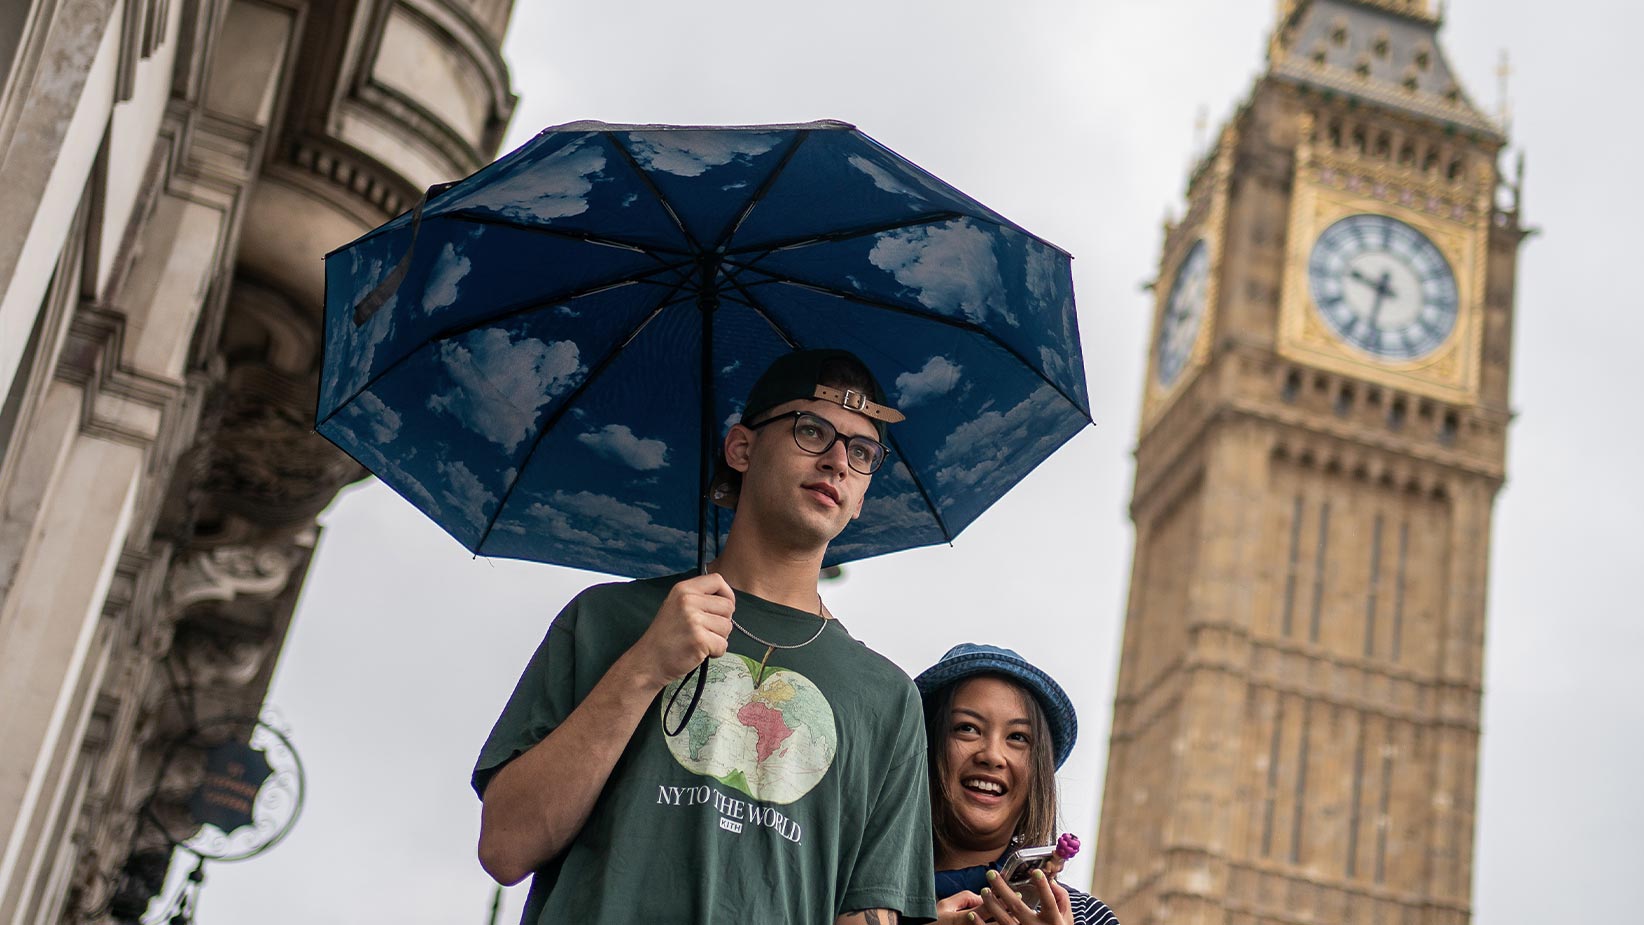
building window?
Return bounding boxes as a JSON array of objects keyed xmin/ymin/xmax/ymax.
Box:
[{"xmin": 1439, "ymin": 411, "xmax": 1459, "ymax": 445}]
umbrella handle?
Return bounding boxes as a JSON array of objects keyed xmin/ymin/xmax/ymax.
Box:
[{"xmin": 661, "ymin": 657, "xmax": 709, "ymax": 737}]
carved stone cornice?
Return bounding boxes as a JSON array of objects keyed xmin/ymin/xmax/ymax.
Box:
[
  {"xmin": 53, "ymin": 303, "xmax": 181, "ymax": 450},
  {"xmin": 282, "ymin": 132, "xmax": 416, "ymax": 223}
]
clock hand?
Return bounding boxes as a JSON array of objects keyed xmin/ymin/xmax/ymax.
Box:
[
  {"xmin": 1367, "ymin": 270, "xmax": 1394, "ymax": 329},
  {"xmin": 1348, "ymin": 267, "xmax": 1380, "ymax": 289}
]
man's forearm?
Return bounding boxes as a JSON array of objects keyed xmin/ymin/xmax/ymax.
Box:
[{"xmin": 477, "ymin": 648, "xmax": 669, "ymax": 884}]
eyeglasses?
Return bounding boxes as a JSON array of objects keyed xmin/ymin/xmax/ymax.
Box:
[{"xmin": 747, "ymin": 411, "xmax": 889, "ymax": 475}]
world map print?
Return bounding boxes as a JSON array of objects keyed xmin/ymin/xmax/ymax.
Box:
[{"xmin": 659, "ymin": 654, "xmax": 837, "ymax": 805}]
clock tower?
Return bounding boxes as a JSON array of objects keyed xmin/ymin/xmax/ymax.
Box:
[{"xmin": 1094, "ymin": 3, "xmax": 1527, "ymax": 924}]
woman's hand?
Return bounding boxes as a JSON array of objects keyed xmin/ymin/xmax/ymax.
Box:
[
  {"xmin": 975, "ymin": 869, "xmax": 1074, "ymax": 925},
  {"xmin": 936, "ymin": 891, "xmax": 985, "ymax": 924}
]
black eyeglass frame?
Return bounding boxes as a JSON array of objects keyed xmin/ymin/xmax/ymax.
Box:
[{"xmin": 744, "ymin": 410, "xmax": 890, "ymax": 475}]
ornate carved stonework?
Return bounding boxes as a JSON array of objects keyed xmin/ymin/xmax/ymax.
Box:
[
  {"xmin": 196, "ymin": 363, "xmax": 365, "ymax": 541},
  {"xmin": 0, "ymin": 3, "xmax": 517, "ymax": 922},
  {"xmin": 166, "ymin": 544, "xmax": 308, "ymax": 616}
]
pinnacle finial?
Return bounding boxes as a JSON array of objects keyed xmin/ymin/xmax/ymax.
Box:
[{"xmin": 1496, "ymin": 49, "xmax": 1513, "ymax": 130}]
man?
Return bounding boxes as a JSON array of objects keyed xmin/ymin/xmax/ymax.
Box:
[{"xmin": 473, "ymin": 349, "xmax": 936, "ymax": 924}]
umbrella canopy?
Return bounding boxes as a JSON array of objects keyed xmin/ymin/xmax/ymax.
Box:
[{"xmin": 317, "ymin": 120, "xmax": 1091, "ymax": 578}]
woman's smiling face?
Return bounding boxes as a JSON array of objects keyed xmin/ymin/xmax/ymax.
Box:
[{"xmin": 941, "ymin": 676, "xmax": 1037, "ymax": 850}]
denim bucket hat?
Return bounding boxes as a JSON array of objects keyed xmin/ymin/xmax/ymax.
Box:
[{"xmin": 914, "ymin": 643, "xmax": 1077, "ymax": 769}]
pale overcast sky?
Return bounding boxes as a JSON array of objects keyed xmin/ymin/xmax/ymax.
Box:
[{"xmin": 175, "ymin": 1, "xmax": 1641, "ymax": 922}]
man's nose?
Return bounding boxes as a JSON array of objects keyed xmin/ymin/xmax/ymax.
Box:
[{"xmin": 817, "ymin": 436, "xmax": 851, "ymax": 473}]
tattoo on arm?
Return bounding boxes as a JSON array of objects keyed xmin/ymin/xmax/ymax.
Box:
[{"xmin": 848, "ymin": 911, "xmax": 897, "ymax": 925}]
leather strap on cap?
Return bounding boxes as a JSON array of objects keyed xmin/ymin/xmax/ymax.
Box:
[{"xmin": 812, "ymin": 385, "xmax": 905, "ymax": 423}]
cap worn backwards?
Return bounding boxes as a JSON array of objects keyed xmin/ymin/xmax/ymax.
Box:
[
  {"xmin": 710, "ymin": 349, "xmax": 903, "ymax": 509},
  {"xmin": 740, "ymin": 349, "xmax": 904, "ymax": 437}
]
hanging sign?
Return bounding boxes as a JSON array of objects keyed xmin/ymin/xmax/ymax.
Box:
[{"xmin": 188, "ymin": 740, "xmax": 274, "ymax": 835}]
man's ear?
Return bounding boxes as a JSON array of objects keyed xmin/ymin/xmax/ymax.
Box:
[{"xmin": 723, "ymin": 423, "xmax": 755, "ymax": 474}]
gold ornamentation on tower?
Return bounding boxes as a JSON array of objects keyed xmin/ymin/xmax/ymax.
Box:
[{"xmin": 1095, "ymin": 3, "xmax": 1527, "ymax": 924}]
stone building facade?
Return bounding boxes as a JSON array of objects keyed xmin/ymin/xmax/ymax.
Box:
[
  {"xmin": 1095, "ymin": 2, "xmax": 1526, "ymax": 923},
  {"xmin": 0, "ymin": 2, "xmax": 516, "ymax": 921}
]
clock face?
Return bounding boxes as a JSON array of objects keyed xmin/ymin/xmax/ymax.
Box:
[
  {"xmin": 1155, "ymin": 239, "xmax": 1210, "ymax": 387},
  {"xmin": 1308, "ymin": 214, "xmax": 1459, "ymax": 361}
]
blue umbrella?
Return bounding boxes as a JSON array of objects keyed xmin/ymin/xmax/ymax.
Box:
[{"xmin": 317, "ymin": 120, "xmax": 1091, "ymax": 579}]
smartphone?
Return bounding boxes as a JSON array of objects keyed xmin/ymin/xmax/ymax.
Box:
[{"xmin": 998, "ymin": 843, "xmax": 1057, "ymax": 898}]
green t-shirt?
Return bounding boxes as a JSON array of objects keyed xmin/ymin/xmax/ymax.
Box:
[{"xmin": 473, "ymin": 573, "xmax": 937, "ymax": 924}]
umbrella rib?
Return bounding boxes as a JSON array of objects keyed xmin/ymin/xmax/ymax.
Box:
[
  {"xmin": 317, "ymin": 261, "xmax": 694, "ymax": 428},
  {"xmin": 727, "ymin": 267, "xmax": 1092, "ymax": 423},
  {"xmin": 722, "ymin": 211, "xmax": 967, "ymax": 257},
  {"xmin": 443, "ymin": 210, "xmax": 693, "ymax": 259},
  {"xmin": 721, "ymin": 275, "xmax": 956, "ymax": 545},
  {"xmin": 473, "ymin": 278, "xmax": 693, "ymax": 551},
  {"xmin": 720, "ymin": 275, "xmax": 801, "ymax": 348},
  {"xmin": 883, "ymin": 427, "xmax": 954, "ymax": 545},
  {"xmin": 607, "ymin": 135, "xmax": 704, "ymax": 256},
  {"xmin": 418, "ymin": 265, "xmax": 693, "ymax": 351},
  {"xmin": 710, "ymin": 130, "xmax": 812, "ymax": 251}
]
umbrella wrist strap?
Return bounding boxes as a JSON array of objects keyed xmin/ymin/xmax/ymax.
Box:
[{"xmin": 662, "ymin": 658, "xmax": 708, "ymax": 736}]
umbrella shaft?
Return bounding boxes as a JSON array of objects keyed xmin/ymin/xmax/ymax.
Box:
[{"xmin": 696, "ymin": 279, "xmax": 718, "ymax": 574}]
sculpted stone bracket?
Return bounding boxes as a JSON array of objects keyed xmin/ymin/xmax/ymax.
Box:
[
  {"xmin": 55, "ymin": 304, "xmax": 183, "ymax": 451},
  {"xmin": 165, "ymin": 542, "xmax": 310, "ymax": 617},
  {"xmin": 198, "ymin": 361, "xmax": 366, "ymax": 540}
]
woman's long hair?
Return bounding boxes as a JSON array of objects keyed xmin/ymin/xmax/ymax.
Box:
[{"xmin": 924, "ymin": 674, "xmax": 1060, "ymax": 865}]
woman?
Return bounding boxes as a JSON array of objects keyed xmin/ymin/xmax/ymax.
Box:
[{"xmin": 915, "ymin": 644, "xmax": 1119, "ymax": 925}]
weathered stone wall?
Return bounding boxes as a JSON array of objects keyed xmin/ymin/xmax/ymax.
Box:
[{"xmin": 0, "ymin": 2, "xmax": 516, "ymax": 921}]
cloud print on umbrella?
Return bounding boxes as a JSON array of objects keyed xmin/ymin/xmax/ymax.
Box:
[
  {"xmin": 847, "ymin": 154, "xmax": 929, "ymax": 206},
  {"xmin": 454, "ymin": 137, "xmax": 607, "ymax": 221},
  {"xmin": 327, "ymin": 415, "xmax": 442, "ymax": 519},
  {"xmin": 436, "ymin": 459, "xmax": 496, "ymax": 531},
  {"xmin": 895, "ymin": 356, "xmax": 963, "ymax": 408},
  {"xmin": 323, "ymin": 250, "xmax": 398, "ymax": 405},
  {"xmin": 577, "ymin": 424, "xmax": 671, "ymax": 470},
  {"xmin": 827, "ymin": 461, "xmax": 945, "ymax": 562},
  {"xmin": 626, "ymin": 131, "xmax": 780, "ymax": 177},
  {"xmin": 427, "ymin": 328, "xmax": 584, "ymax": 452},
  {"xmin": 349, "ymin": 390, "xmax": 403, "ymax": 444},
  {"xmin": 422, "ymin": 235, "xmax": 478, "ymax": 315},
  {"xmin": 1022, "ymin": 242, "xmax": 1081, "ymax": 388},
  {"xmin": 497, "ymin": 490, "xmax": 695, "ymax": 577},
  {"xmin": 934, "ymin": 385, "xmax": 1076, "ymax": 496},
  {"xmin": 869, "ymin": 219, "xmax": 1014, "ymax": 326}
]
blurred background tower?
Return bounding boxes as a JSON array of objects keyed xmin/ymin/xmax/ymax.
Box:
[
  {"xmin": 1093, "ymin": 2, "xmax": 1526, "ymax": 923},
  {"xmin": 0, "ymin": 2, "xmax": 515, "ymax": 921}
]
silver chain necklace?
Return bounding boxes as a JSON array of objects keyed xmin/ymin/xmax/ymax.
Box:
[{"xmin": 734, "ymin": 595, "xmax": 828, "ymax": 685}]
